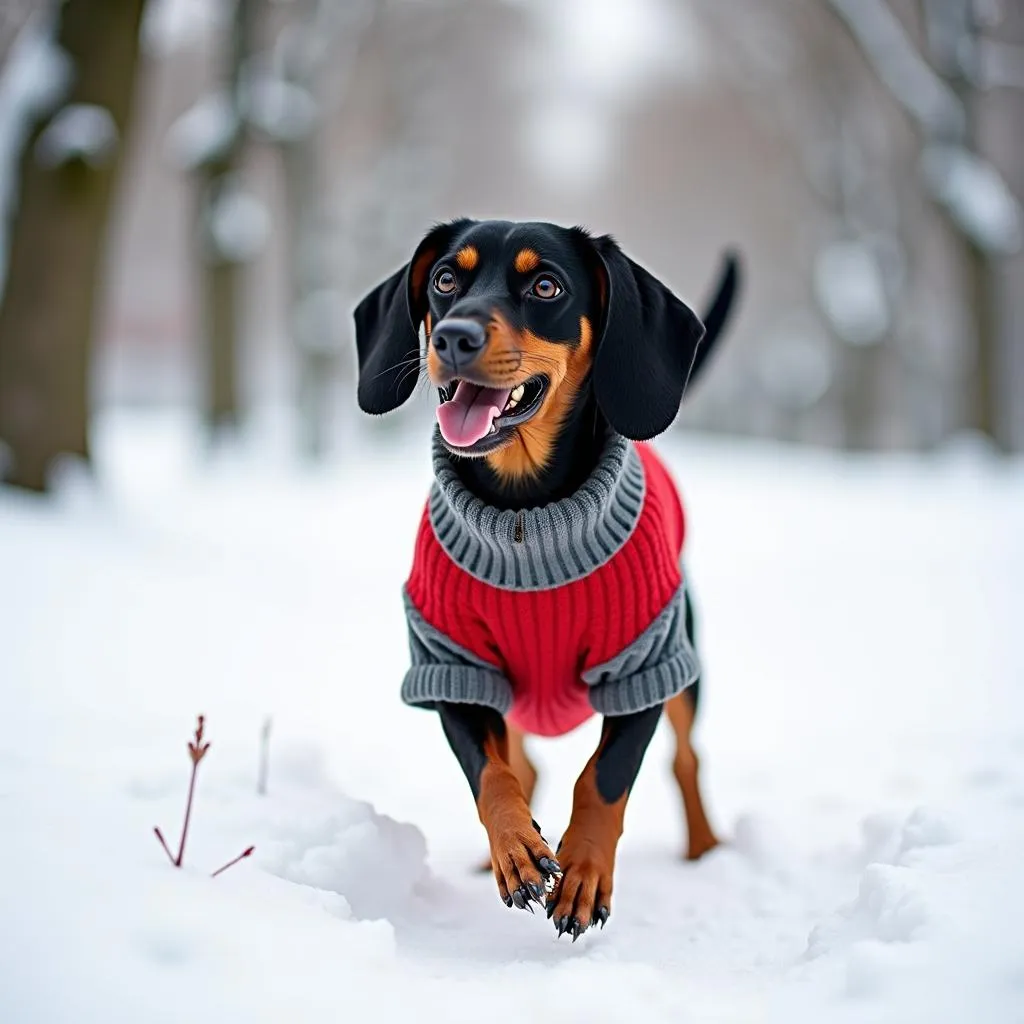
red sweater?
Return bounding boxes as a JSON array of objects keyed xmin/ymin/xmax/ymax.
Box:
[{"xmin": 402, "ymin": 435, "xmax": 697, "ymax": 737}]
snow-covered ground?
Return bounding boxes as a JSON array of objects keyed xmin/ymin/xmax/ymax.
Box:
[{"xmin": 2, "ymin": 410, "xmax": 1023, "ymax": 1023}]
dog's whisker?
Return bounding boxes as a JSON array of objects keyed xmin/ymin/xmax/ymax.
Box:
[
  {"xmin": 368, "ymin": 347, "xmax": 426, "ymax": 385},
  {"xmin": 395, "ymin": 361, "xmax": 430, "ymax": 394}
]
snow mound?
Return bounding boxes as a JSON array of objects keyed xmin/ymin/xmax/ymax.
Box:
[
  {"xmin": 807, "ymin": 862, "xmax": 930, "ymax": 956},
  {"xmin": 262, "ymin": 800, "xmax": 429, "ymax": 921}
]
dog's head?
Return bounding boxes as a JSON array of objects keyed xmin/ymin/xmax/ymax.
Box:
[{"xmin": 354, "ymin": 219, "xmax": 707, "ymax": 482}]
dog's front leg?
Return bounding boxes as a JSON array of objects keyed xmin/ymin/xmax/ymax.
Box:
[
  {"xmin": 547, "ymin": 704, "xmax": 662, "ymax": 939},
  {"xmin": 438, "ymin": 702, "xmax": 560, "ymax": 912}
]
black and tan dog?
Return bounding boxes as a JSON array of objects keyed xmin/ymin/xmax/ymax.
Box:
[{"xmin": 354, "ymin": 220, "xmax": 740, "ymax": 940}]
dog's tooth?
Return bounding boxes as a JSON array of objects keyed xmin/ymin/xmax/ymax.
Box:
[
  {"xmin": 489, "ymin": 423, "xmax": 498, "ymax": 434},
  {"xmin": 511, "ymin": 384, "xmax": 526, "ymax": 402}
]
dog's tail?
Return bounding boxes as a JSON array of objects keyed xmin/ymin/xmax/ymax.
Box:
[{"xmin": 688, "ymin": 251, "xmax": 742, "ymax": 386}]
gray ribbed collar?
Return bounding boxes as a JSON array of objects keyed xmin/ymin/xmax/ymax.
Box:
[{"xmin": 428, "ymin": 428, "xmax": 646, "ymax": 591}]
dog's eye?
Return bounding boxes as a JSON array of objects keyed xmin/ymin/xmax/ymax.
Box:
[
  {"xmin": 531, "ymin": 275, "xmax": 563, "ymax": 299},
  {"xmin": 433, "ymin": 270, "xmax": 457, "ymax": 295}
]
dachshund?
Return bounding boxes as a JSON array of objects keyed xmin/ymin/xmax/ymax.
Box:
[{"xmin": 354, "ymin": 219, "xmax": 740, "ymax": 940}]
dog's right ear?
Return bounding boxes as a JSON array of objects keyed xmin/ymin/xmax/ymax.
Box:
[{"xmin": 354, "ymin": 220, "xmax": 471, "ymax": 415}]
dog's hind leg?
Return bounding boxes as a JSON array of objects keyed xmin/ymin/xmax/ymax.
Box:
[
  {"xmin": 666, "ymin": 585, "xmax": 718, "ymax": 861},
  {"xmin": 507, "ymin": 725, "xmax": 538, "ymax": 806},
  {"xmin": 666, "ymin": 691, "xmax": 718, "ymax": 860}
]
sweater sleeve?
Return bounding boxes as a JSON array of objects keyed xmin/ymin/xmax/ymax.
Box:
[
  {"xmin": 581, "ymin": 582, "xmax": 700, "ymax": 716},
  {"xmin": 401, "ymin": 589, "xmax": 514, "ymax": 714}
]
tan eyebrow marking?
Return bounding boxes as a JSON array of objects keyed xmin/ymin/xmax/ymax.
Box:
[
  {"xmin": 514, "ymin": 248, "xmax": 540, "ymax": 274},
  {"xmin": 455, "ymin": 245, "xmax": 479, "ymax": 270}
]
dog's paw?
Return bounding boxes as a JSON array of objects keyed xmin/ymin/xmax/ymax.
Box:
[
  {"xmin": 488, "ymin": 822, "xmax": 560, "ymax": 913},
  {"xmin": 546, "ymin": 835, "xmax": 613, "ymax": 940}
]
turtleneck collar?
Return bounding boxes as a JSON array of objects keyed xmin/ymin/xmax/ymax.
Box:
[{"xmin": 427, "ymin": 428, "xmax": 646, "ymax": 591}]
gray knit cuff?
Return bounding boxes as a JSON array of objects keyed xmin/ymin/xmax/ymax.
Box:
[
  {"xmin": 402, "ymin": 664, "xmax": 513, "ymax": 713},
  {"xmin": 402, "ymin": 589, "xmax": 513, "ymax": 713},
  {"xmin": 583, "ymin": 584, "xmax": 700, "ymax": 716}
]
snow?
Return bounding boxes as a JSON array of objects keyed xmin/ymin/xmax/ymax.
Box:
[
  {"xmin": 245, "ymin": 75, "xmax": 318, "ymax": 144},
  {"xmin": 758, "ymin": 316, "xmax": 834, "ymax": 409},
  {"xmin": 921, "ymin": 144, "xmax": 1023, "ymax": 255},
  {"xmin": 2, "ymin": 408, "xmax": 1024, "ymax": 1023},
  {"xmin": 204, "ymin": 177, "xmax": 271, "ymax": 263},
  {"xmin": 813, "ymin": 240, "xmax": 890, "ymax": 346},
  {"xmin": 34, "ymin": 103, "xmax": 119, "ymax": 168},
  {"xmin": 141, "ymin": 0, "xmax": 227, "ymax": 56},
  {"xmin": 165, "ymin": 92, "xmax": 236, "ymax": 171}
]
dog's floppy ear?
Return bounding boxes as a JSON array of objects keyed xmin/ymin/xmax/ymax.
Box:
[
  {"xmin": 588, "ymin": 235, "xmax": 706, "ymax": 441},
  {"xmin": 354, "ymin": 220, "xmax": 471, "ymax": 415}
]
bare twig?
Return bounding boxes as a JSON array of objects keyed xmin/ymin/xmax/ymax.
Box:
[
  {"xmin": 153, "ymin": 826, "xmax": 175, "ymax": 865},
  {"xmin": 257, "ymin": 716, "xmax": 272, "ymax": 796},
  {"xmin": 211, "ymin": 845, "xmax": 255, "ymax": 878},
  {"xmin": 175, "ymin": 714, "xmax": 211, "ymax": 866},
  {"xmin": 153, "ymin": 714, "xmax": 253, "ymax": 878}
]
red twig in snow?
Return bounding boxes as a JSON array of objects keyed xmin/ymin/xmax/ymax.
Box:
[
  {"xmin": 211, "ymin": 845, "xmax": 255, "ymax": 878},
  {"xmin": 153, "ymin": 826, "xmax": 176, "ymax": 865},
  {"xmin": 153, "ymin": 715, "xmax": 254, "ymax": 876},
  {"xmin": 174, "ymin": 714, "xmax": 210, "ymax": 866}
]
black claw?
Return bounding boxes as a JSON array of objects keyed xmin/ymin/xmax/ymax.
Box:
[
  {"xmin": 570, "ymin": 918, "xmax": 585, "ymax": 942},
  {"xmin": 546, "ymin": 899, "xmax": 556, "ymax": 919},
  {"xmin": 538, "ymin": 856, "xmax": 561, "ymax": 875},
  {"xmin": 595, "ymin": 906, "xmax": 609, "ymax": 928},
  {"xmin": 527, "ymin": 880, "xmax": 545, "ymax": 903},
  {"xmin": 555, "ymin": 915, "xmax": 569, "ymax": 937},
  {"xmin": 503, "ymin": 893, "xmax": 514, "ymax": 908},
  {"xmin": 515, "ymin": 887, "xmax": 536, "ymax": 913}
]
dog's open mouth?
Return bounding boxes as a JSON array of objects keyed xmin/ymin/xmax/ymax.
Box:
[{"xmin": 436, "ymin": 375, "xmax": 548, "ymax": 454}]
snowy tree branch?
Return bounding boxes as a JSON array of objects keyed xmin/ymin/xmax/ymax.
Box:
[{"xmin": 823, "ymin": 0, "xmax": 965, "ymax": 137}]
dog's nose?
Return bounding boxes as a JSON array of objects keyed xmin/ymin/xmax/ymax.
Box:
[{"xmin": 431, "ymin": 317, "xmax": 487, "ymax": 371}]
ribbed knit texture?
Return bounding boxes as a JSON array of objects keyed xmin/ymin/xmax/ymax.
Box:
[
  {"xmin": 428, "ymin": 428, "xmax": 646, "ymax": 591},
  {"xmin": 403, "ymin": 440, "xmax": 696, "ymax": 737},
  {"xmin": 583, "ymin": 583, "xmax": 701, "ymax": 716},
  {"xmin": 403, "ymin": 592, "xmax": 514, "ymax": 713}
]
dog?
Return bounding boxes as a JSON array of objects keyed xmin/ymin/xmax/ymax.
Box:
[{"xmin": 354, "ymin": 220, "xmax": 740, "ymax": 940}]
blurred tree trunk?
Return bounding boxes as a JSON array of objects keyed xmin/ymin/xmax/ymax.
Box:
[
  {"xmin": 949, "ymin": 69, "xmax": 1003, "ymax": 447},
  {"xmin": 824, "ymin": 0, "xmax": 1021, "ymax": 451},
  {"xmin": 963, "ymin": 222, "xmax": 998, "ymax": 440},
  {"xmin": 0, "ymin": 1, "xmax": 145, "ymax": 491},
  {"xmin": 195, "ymin": 0, "xmax": 262, "ymax": 434},
  {"xmin": 271, "ymin": 0, "xmax": 377, "ymax": 457}
]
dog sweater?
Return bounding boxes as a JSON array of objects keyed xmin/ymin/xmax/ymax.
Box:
[{"xmin": 402, "ymin": 430, "xmax": 700, "ymax": 737}]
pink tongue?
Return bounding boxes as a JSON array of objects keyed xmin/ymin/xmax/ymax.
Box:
[{"xmin": 437, "ymin": 381, "xmax": 512, "ymax": 447}]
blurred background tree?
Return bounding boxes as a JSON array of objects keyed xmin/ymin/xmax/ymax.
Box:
[
  {"xmin": 0, "ymin": 0, "xmax": 146, "ymax": 490},
  {"xmin": 0, "ymin": 0, "xmax": 1020, "ymax": 493}
]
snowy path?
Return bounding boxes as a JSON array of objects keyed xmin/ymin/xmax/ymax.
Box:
[{"xmin": 2, "ymin": 413, "xmax": 1023, "ymax": 1023}]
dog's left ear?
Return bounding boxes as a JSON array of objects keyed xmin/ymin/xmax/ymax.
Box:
[
  {"xmin": 354, "ymin": 219, "xmax": 471, "ymax": 415},
  {"xmin": 587, "ymin": 235, "xmax": 706, "ymax": 441}
]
